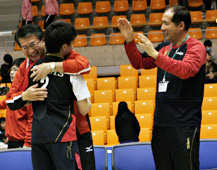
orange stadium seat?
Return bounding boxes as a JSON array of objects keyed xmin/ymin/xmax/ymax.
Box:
[
  {"xmin": 110, "ymin": 116, "xmax": 115, "ymax": 130},
  {"xmin": 188, "ymin": 0, "xmax": 203, "ymax": 8},
  {"xmin": 190, "ymin": 11, "xmax": 202, "ymax": 24},
  {"xmin": 205, "ymin": 27, "xmax": 217, "ymax": 39},
  {"xmin": 91, "ymin": 130, "xmax": 105, "ymax": 145},
  {"xmin": 0, "ymin": 109, "xmax": 6, "ymax": 118},
  {"xmin": 150, "ymin": 0, "xmax": 166, "ymax": 10},
  {"xmin": 83, "ymin": 66, "xmax": 97, "ymax": 81},
  {"xmin": 74, "ymin": 18, "xmax": 90, "ymax": 31},
  {"xmin": 140, "ymin": 68, "xmax": 157, "ymax": 76},
  {"xmin": 77, "ymin": 2, "xmax": 93, "ymax": 15},
  {"xmin": 38, "ymin": 20, "xmax": 44, "ymax": 30},
  {"xmin": 40, "ymin": 5, "xmax": 46, "ymax": 17},
  {"xmin": 137, "ymin": 87, "xmax": 156, "ymax": 101},
  {"xmin": 132, "ymin": 0, "xmax": 147, "ymax": 12},
  {"xmin": 202, "ymin": 97, "xmax": 217, "ymax": 110},
  {"xmin": 14, "ymin": 43, "xmax": 22, "ymax": 51},
  {"xmin": 188, "ymin": 28, "xmax": 203, "ymax": 40},
  {"xmin": 120, "ymin": 64, "xmax": 139, "ymax": 78},
  {"xmin": 112, "ymin": 101, "xmax": 133, "ymax": 116},
  {"xmin": 107, "ymin": 130, "xmax": 119, "ymax": 145},
  {"xmin": 97, "ymin": 77, "xmax": 117, "ymax": 91},
  {"xmin": 201, "ymin": 110, "xmax": 217, "ymax": 125},
  {"xmin": 85, "ymin": 78, "xmax": 96, "ymax": 92},
  {"xmin": 200, "ymin": 125, "xmax": 217, "ymax": 139},
  {"xmin": 115, "ymin": 89, "xmax": 136, "ymax": 103},
  {"xmin": 113, "ymin": 0, "xmax": 129, "ymax": 12},
  {"xmin": 32, "ymin": 6, "xmax": 38, "ymax": 17},
  {"xmin": 139, "ymin": 75, "xmax": 157, "ymax": 88},
  {"xmin": 73, "ymin": 35, "xmax": 88, "ymax": 47},
  {"xmin": 95, "ymin": 1, "xmax": 111, "ymax": 14},
  {"xmin": 131, "ymin": 14, "xmax": 146, "ymax": 28},
  {"xmin": 135, "ymin": 100, "xmax": 154, "ymax": 115},
  {"xmin": 94, "ymin": 90, "xmax": 115, "ymax": 104},
  {"xmin": 0, "ymin": 95, "xmax": 6, "ymax": 101},
  {"xmin": 89, "ymin": 116, "xmax": 108, "ymax": 132},
  {"xmin": 59, "ymin": 3, "xmax": 74, "ymax": 16},
  {"xmin": 109, "ymin": 33, "xmax": 125, "ymax": 45},
  {"xmin": 148, "ymin": 30, "xmax": 164, "ymax": 43},
  {"xmin": 204, "ymin": 83, "xmax": 217, "ymax": 97},
  {"xmin": 90, "ymin": 33, "xmax": 107, "ymax": 46},
  {"xmin": 90, "ymin": 103, "xmax": 111, "ymax": 118},
  {"xmin": 133, "ymin": 31, "xmax": 143, "ymax": 44},
  {"xmin": 112, "ymin": 15, "xmax": 127, "ymax": 27},
  {"xmin": 149, "ymin": 13, "xmax": 163, "ymax": 26},
  {"xmin": 93, "ymin": 16, "xmax": 109, "ymax": 30},
  {"xmin": 139, "ymin": 128, "xmax": 151, "ymax": 142},
  {"xmin": 169, "ymin": 0, "xmax": 178, "ymax": 6},
  {"xmin": 206, "ymin": 10, "xmax": 217, "ymax": 23},
  {"xmin": 31, "ymin": 0, "xmax": 41, "ymax": 2},
  {"xmin": 135, "ymin": 114, "xmax": 153, "ymax": 129},
  {"xmin": 118, "ymin": 76, "xmax": 138, "ymax": 90}
]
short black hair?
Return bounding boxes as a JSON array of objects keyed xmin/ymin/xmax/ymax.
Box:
[
  {"xmin": 166, "ymin": 5, "xmax": 191, "ymax": 31},
  {"xmin": 204, "ymin": 40, "xmax": 212, "ymax": 47},
  {"xmin": 12, "ymin": 58, "xmax": 25, "ymax": 67},
  {"xmin": 15, "ymin": 24, "xmax": 44, "ymax": 47},
  {"xmin": 44, "ymin": 21, "xmax": 77, "ymax": 53},
  {"xmin": 3, "ymin": 54, "xmax": 13, "ymax": 65}
]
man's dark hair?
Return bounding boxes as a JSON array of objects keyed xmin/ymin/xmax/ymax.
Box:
[
  {"xmin": 204, "ymin": 40, "xmax": 212, "ymax": 47},
  {"xmin": 11, "ymin": 58, "xmax": 25, "ymax": 68},
  {"xmin": 166, "ymin": 5, "xmax": 191, "ymax": 31},
  {"xmin": 44, "ymin": 21, "xmax": 77, "ymax": 54},
  {"xmin": 14, "ymin": 24, "xmax": 44, "ymax": 47},
  {"xmin": 3, "ymin": 54, "xmax": 13, "ymax": 65}
]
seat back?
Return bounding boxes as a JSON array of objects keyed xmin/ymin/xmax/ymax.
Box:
[
  {"xmin": 90, "ymin": 103, "xmax": 111, "ymax": 118},
  {"xmin": 205, "ymin": 27, "xmax": 217, "ymax": 39},
  {"xmin": 90, "ymin": 33, "xmax": 107, "ymax": 46},
  {"xmin": 139, "ymin": 128, "xmax": 151, "ymax": 142},
  {"xmin": 149, "ymin": 13, "xmax": 163, "ymax": 26},
  {"xmin": 109, "ymin": 33, "xmax": 125, "ymax": 45},
  {"xmin": 118, "ymin": 76, "xmax": 138, "ymax": 90},
  {"xmin": 188, "ymin": 0, "xmax": 203, "ymax": 8},
  {"xmin": 140, "ymin": 67, "xmax": 157, "ymax": 76},
  {"xmin": 107, "ymin": 129, "xmax": 119, "ymax": 145},
  {"xmin": 110, "ymin": 115, "xmax": 115, "ymax": 130},
  {"xmin": 0, "ymin": 148, "xmax": 33, "ymax": 170},
  {"xmin": 112, "ymin": 15, "xmax": 127, "ymax": 27},
  {"xmin": 97, "ymin": 77, "xmax": 117, "ymax": 91},
  {"xmin": 169, "ymin": 0, "xmax": 178, "ymax": 6},
  {"xmin": 202, "ymin": 97, "xmax": 217, "ymax": 110},
  {"xmin": 115, "ymin": 89, "xmax": 136, "ymax": 103},
  {"xmin": 131, "ymin": 14, "xmax": 146, "ymax": 27},
  {"xmin": 201, "ymin": 110, "xmax": 217, "ymax": 125},
  {"xmin": 40, "ymin": 5, "xmax": 46, "ymax": 17},
  {"xmin": 73, "ymin": 35, "xmax": 88, "ymax": 47},
  {"xmin": 92, "ymin": 131, "xmax": 105, "ymax": 145},
  {"xmin": 148, "ymin": 30, "xmax": 164, "ymax": 42},
  {"xmin": 150, "ymin": 0, "xmax": 166, "ymax": 10},
  {"xmin": 89, "ymin": 116, "xmax": 108, "ymax": 132},
  {"xmin": 139, "ymin": 75, "xmax": 157, "ymax": 88},
  {"xmin": 190, "ymin": 11, "xmax": 202, "ymax": 24},
  {"xmin": 206, "ymin": 10, "xmax": 217, "ymax": 22},
  {"xmin": 120, "ymin": 64, "xmax": 139, "ymax": 78},
  {"xmin": 113, "ymin": 0, "xmax": 129, "ymax": 12},
  {"xmin": 204, "ymin": 83, "xmax": 217, "ymax": 97},
  {"xmin": 59, "ymin": 3, "xmax": 74, "ymax": 16},
  {"xmin": 93, "ymin": 16, "xmax": 109, "ymax": 30},
  {"xmin": 94, "ymin": 90, "xmax": 115, "ymax": 104},
  {"xmin": 112, "ymin": 142, "xmax": 155, "ymax": 170},
  {"xmin": 74, "ymin": 18, "xmax": 90, "ymax": 31},
  {"xmin": 132, "ymin": 0, "xmax": 147, "ymax": 12},
  {"xmin": 32, "ymin": 5, "xmax": 38, "ymax": 17},
  {"xmin": 95, "ymin": 1, "xmax": 111, "ymax": 14},
  {"xmin": 38, "ymin": 20, "xmax": 44, "ymax": 30},
  {"xmin": 93, "ymin": 145, "xmax": 108, "ymax": 170},
  {"xmin": 83, "ymin": 66, "xmax": 97, "ymax": 81},
  {"xmin": 135, "ymin": 100, "xmax": 154, "ymax": 115},
  {"xmin": 201, "ymin": 125, "xmax": 217, "ymax": 139},
  {"xmin": 137, "ymin": 87, "xmax": 156, "ymax": 101},
  {"xmin": 199, "ymin": 139, "xmax": 217, "ymax": 170},
  {"xmin": 135, "ymin": 113, "xmax": 153, "ymax": 129},
  {"xmin": 77, "ymin": 2, "xmax": 93, "ymax": 15},
  {"xmin": 188, "ymin": 28, "xmax": 203, "ymax": 40}
]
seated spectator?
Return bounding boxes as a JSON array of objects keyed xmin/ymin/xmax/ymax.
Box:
[
  {"xmin": 0, "ymin": 54, "xmax": 13, "ymax": 83},
  {"xmin": 204, "ymin": 39, "xmax": 217, "ymax": 65},
  {"xmin": 205, "ymin": 51, "xmax": 217, "ymax": 83},
  {"xmin": 0, "ymin": 58, "xmax": 33, "ymax": 149},
  {"xmin": 115, "ymin": 101, "xmax": 140, "ymax": 144},
  {"xmin": 0, "ymin": 117, "xmax": 8, "ymax": 149}
]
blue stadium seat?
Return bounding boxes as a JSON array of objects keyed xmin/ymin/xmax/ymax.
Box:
[
  {"xmin": 112, "ymin": 142, "xmax": 155, "ymax": 170},
  {"xmin": 199, "ymin": 139, "xmax": 217, "ymax": 170},
  {"xmin": 94, "ymin": 145, "xmax": 108, "ymax": 170},
  {"xmin": 0, "ymin": 148, "xmax": 33, "ymax": 170}
]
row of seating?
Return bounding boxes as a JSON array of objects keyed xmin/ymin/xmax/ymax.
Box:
[{"xmin": 31, "ymin": 0, "xmax": 207, "ymax": 17}]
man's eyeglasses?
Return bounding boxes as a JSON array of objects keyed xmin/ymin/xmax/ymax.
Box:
[{"xmin": 21, "ymin": 40, "xmax": 41, "ymax": 52}]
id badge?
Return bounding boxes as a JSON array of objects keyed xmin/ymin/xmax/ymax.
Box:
[{"xmin": 158, "ymin": 81, "xmax": 169, "ymax": 92}]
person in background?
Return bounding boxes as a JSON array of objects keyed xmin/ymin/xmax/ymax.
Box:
[
  {"xmin": 115, "ymin": 101, "xmax": 140, "ymax": 144},
  {"xmin": 205, "ymin": 51, "xmax": 217, "ymax": 83},
  {"xmin": 0, "ymin": 58, "xmax": 32, "ymax": 149},
  {"xmin": 21, "ymin": 0, "xmax": 33, "ymax": 26},
  {"xmin": 44, "ymin": 0, "xmax": 59, "ymax": 29},
  {"xmin": 204, "ymin": 39, "xmax": 217, "ymax": 65},
  {"xmin": 1, "ymin": 54, "xmax": 13, "ymax": 83},
  {"xmin": 118, "ymin": 5, "xmax": 206, "ymax": 170},
  {"xmin": 0, "ymin": 117, "xmax": 8, "ymax": 149}
]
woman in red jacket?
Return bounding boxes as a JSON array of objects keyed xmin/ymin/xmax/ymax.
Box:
[{"xmin": 0, "ymin": 58, "xmax": 33, "ymax": 148}]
